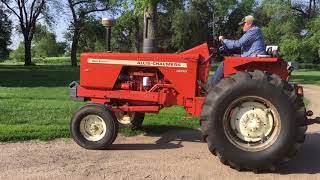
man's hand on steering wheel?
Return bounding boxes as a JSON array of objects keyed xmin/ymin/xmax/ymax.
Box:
[
  {"xmin": 218, "ymin": 36, "xmax": 225, "ymax": 42},
  {"xmin": 218, "ymin": 35, "xmax": 230, "ymax": 56}
]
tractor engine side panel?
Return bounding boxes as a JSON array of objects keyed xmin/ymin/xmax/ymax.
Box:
[
  {"xmin": 78, "ymin": 52, "xmax": 202, "ymax": 107},
  {"xmin": 76, "ymin": 43, "xmax": 211, "ymax": 116},
  {"xmin": 80, "ymin": 54, "xmax": 123, "ymax": 89}
]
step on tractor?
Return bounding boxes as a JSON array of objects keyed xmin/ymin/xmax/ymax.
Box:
[{"xmin": 69, "ymin": 43, "xmax": 320, "ymax": 172}]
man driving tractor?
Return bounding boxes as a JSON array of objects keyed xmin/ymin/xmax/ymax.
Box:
[
  {"xmin": 210, "ymin": 15, "xmax": 267, "ymax": 86},
  {"xmin": 69, "ymin": 12, "xmax": 319, "ymax": 172}
]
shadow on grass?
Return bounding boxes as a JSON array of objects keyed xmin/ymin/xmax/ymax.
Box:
[
  {"xmin": 112, "ymin": 126, "xmax": 202, "ymax": 151},
  {"xmin": 0, "ymin": 65, "xmax": 79, "ymax": 87},
  {"xmin": 278, "ymin": 133, "xmax": 320, "ymax": 174}
]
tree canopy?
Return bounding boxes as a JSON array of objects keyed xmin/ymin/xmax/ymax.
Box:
[
  {"xmin": 1, "ymin": 0, "xmax": 48, "ymax": 65},
  {"xmin": 0, "ymin": 6, "xmax": 12, "ymax": 60},
  {"xmin": 3, "ymin": 0, "xmax": 320, "ymax": 64}
]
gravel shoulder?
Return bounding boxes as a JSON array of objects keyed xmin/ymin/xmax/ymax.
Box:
[{"xmin": 1, "ymin": 85, "xmax": 320, "ymax": 180}]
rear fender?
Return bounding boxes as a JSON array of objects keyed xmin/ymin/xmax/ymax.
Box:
[{"xmin": 224, "ymin": 57, "xmax": 289, "ymax": 80}]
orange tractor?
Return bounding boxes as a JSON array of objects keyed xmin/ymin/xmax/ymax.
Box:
[{"xmin": 69, "ymin": 43, "xmax": 319, "ymax": 172}]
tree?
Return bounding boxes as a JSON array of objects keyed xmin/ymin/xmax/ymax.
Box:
[
  {"xmin": 34, "ymin": 34, "xmax": 67, "ymax": 57},
  {"xmin": 110, "ymin": 10, "xmax": 143, "ymax": 52},
  {"xmin": 134, "ymin": 0, "xmax": 171, "ymax": 53},
  {"xmin": 142, "ymin": 0, "xmax": 158, "ymax": 52},
  {"xmin": 109, "ymin": 0, "xmax": 184, "ymax": 53},
  {"xmin": 222, "ymin": 0, "xmax": 256, "ymax": 38},
  {"xmin": 0, "ymin": 0, "xmax": 47, "ymax": 65},
  {"xmin": 9, "ymin": 42, "xmax": 25, "ymax": 62},
  {"xmin": 10, "ymin": 24, "xmax": 67, "ymax": 61},
  {"xmin": 280, "ymin": 15, "xmax": 320, "ymax": 63},
  {"xmin": 259, "ymin": 0, "xmax": 320, "ymax": 62},
  {"xmin": 171, "ymin": 0, "xmax": 239, "ymax": 51},
  {"xmin": 66, "ymin": 0, "xmax": 118, "ymax": 66},
  {"xmin": 125, "ymin": 0, "xmax": 185, "ymax": 53},
  {"xmin": 171, "ymin": 8, "xmax": 209, "ymax": 51},
  {"xmin": 0, "ymin": 5, "xmax": 12, "ymax": 60},
  {"xmin": 33, "ymin": 24, "xmax": 67, "ymax": 57},
  {"xmin": 65, "ymin": 16, "xmax": 105, "ymax": 53},
  {"xmin": 157, "ymin": 0, "xmax": 184, "ymax": 52},
  {"xmin": 77, "ymin": 17, "xmax": 105, "ymax": 52}
]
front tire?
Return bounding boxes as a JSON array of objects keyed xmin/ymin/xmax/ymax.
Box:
[
  {"xmin": 70, "ymin": 103, "xmax": 118, "ymax": 150},
  {"xmin": 201, "ymin": 70, "xmax": 307, "ymax": 172}
]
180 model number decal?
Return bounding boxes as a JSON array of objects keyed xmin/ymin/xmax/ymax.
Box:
[{"xmin": 88, "ymin": 58, "xmax": 188, "ymax": 68}]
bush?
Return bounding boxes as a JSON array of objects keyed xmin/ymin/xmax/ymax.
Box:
[
  {"xmin": 299, "ymin": 63, "xmax": 320, "ymax": 70},
  {"xmin": 5, "ymin": 55, "xmax": 75, "ymax": 65},
  {"xmin": 9, "ymin": 43, "xmax": 25, "ymax": 62},
  {"xmin": 32, "ymin": 57, "xmax": 72, "ymax": 65}
]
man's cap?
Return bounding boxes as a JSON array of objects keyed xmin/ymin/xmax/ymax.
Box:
[{"xmin": 239, "ymin": 15, "xmax": 255, "ymax": 26}]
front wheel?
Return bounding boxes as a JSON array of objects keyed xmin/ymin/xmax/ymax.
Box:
[
  {"xmin": 201, "ymin": 70, "xmax": 307, "ymax": 172},
  {"xmin": 70, "ymin": 103, "xmax": 118, "ymax": 150}
]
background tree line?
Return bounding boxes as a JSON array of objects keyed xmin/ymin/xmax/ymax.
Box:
[{"xmin": 1, "ymin": 0, "xmax": 320, "ymax": 65}]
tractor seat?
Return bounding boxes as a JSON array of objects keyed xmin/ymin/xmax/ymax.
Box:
[
  {"xmin": 235, "ymin": 45, "xmax": 280, "ymax": 58},
  {"xmin": 265, "ymin": 45, "xmax": 279, "ymax": 58}
]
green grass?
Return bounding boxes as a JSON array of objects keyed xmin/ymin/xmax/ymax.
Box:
[
  {"xmin": 0, "ymin": 65, "xmax": 84, "ymax": 141},
  {"xmin": 291, "ymin": 70, "xmax": 320, "ymax": 85},
  {"xmin": 0, "ymin": 64, "xmax": 199, "ymax": 141},
  {"xmin": 304, "ymin": 98, "xmax": 311, "ymax": 107},
  {"xmin": 0, "ymin": 64, "xmax": 319, "ymax": 141}
]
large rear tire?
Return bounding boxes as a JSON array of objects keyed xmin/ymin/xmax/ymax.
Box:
[
  {"xmin": 201, "ymin": 70, "xmax": 307, "ymax": 172},
  {"xmin": 70, "ymin": 103, "xmax": 118, "ymax": 150}
]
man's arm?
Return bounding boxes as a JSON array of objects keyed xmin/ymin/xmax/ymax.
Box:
[{"xmin": 223, "ymin": 29, "xmax": 257, "ymax": 49}]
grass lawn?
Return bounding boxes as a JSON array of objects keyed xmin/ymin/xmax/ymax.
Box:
[
  {"xmin": 291, "ymin": 70, "xmax": 320, "ymax": 85},
  {"xmin": 0, "ymin": 64, "xmax": 198, "ymax": 141},
  {"xmin": 0, "ymin": 65, "xmax": 82, "ymax": 141},
  {"xmin": 0, "ymin": 64, "xmax": 318, "ymax": 142}
]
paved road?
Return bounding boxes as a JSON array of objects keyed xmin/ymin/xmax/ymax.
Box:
[{"xmin": 1, "ymin": 85, "xmax": 320, "ymax": 180}]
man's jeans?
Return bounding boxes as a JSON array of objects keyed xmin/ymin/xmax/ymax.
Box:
[{"xmin": 209, "ymin": 62, "xmax": 224, "ymax": 86}]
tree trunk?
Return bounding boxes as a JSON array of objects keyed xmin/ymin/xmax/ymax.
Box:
[
  {"xmin": 143, "ymin": 1, "xmax": 158, "ymax": 53},
  {"xmin": 133, "ymin": 17, "xmax": 141, "ymax": 53},
  {"xmin": 308, "ymin": 0, "xmax": 312, "ymax": 19},
  {"xmin": 24, "ymin": 39, "xmax": 32, "ymax": 66},
  {"xmin": 70, "ymin": 26, "xmax": 80, "ymax": 66}
]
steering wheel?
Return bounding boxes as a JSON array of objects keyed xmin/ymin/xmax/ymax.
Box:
[{"xmin": 218, "ymin": 41, "xmax": 230, "ymax": 56}]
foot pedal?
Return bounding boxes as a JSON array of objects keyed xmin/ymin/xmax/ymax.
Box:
[
  {"xmin": 315, "ymin": 117, "xmax": 320, "ymax": 124},
  {"xmin": 306, "ymin": 117, "xmax": 320, "ymax": 125}
]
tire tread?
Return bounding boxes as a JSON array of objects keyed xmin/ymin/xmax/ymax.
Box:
[{"xmin": 201, "ymin": 70, "xmax": 307, "ymax": 172}]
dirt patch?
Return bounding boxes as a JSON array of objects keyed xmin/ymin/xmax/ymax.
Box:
[{"xmin": 1, "ymin": 85, "xmax": 320, "ymax": 180}]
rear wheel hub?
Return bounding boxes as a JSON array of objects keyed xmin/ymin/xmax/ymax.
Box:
[
  {"xmin": 234, "ymin": 105, "xmax": 274, "ymax": 142},
  {"xmin": 224, "ymin": 97, "xmax": 281, "ymax": 152}
]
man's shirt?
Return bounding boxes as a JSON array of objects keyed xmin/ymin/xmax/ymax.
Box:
[{"xmin": 223, "ymin": 26, "xmax": 266, "ymax": 57}]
